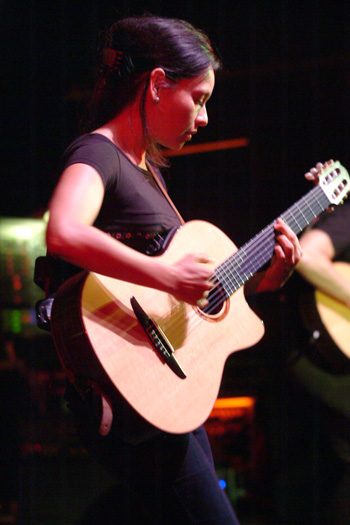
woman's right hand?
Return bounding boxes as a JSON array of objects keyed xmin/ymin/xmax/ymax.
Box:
[{"xmin": 168, "ymin": 253, "xmax": 214, "ymax": 306}]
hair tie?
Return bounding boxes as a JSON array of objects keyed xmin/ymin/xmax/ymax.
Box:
[{"xmin": 102, "ymin": 47, "xmax": 123, "ymax": 71}]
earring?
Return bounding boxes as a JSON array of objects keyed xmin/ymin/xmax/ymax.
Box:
[{"xmin": 154, "ymin": 96, "xmax": 160, "ymax": 103}]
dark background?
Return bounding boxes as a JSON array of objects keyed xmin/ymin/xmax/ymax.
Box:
[
  {"xmin": 2, "ymin": 0, "xmax": 350, "ymax": 242},
  {"xmin": 1, "ymin": 1, "xmax": 350, "ymax": 523}
]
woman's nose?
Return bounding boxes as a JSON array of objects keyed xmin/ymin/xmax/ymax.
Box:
[{"xmin": 196, "ymin": 105, "xmax": 208, "ymax": 127}]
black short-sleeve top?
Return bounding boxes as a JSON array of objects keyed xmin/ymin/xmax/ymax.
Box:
[{"xmin": 60, "ymin": 133, "xmax": 182, "ymax": 253}]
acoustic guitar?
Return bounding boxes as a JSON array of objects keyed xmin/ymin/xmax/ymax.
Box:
[
  {"xmin": 51, "ymin": 160, "xmax": 350, "ymax": 433},
  {"xmin": 315, "ymin": 263, "xmax": 350, "ymax": 359}
]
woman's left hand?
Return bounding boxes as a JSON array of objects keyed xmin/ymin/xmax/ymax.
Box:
[{"xmin": 257, "ymin": 218, "xmax": 303, "ymax": 292}]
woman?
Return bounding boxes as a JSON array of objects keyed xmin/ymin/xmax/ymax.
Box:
[{"xmin": 46, "ymin": 15, "xmax": 302, "ymax": 524}]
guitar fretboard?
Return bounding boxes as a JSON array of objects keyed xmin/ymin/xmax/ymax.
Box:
[{"xmin": 215, "ymin": 184, "xmax": 330, "ymax": 296}]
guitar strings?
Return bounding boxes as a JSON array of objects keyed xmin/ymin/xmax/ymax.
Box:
[
  {"xmin": 171, "ymin": 172, "xmax": 349, "ymax": 338},
  {"xmin": 205, "ymin": 188, "xmax": 329, "ymax": 313},
  {"xmin": 213, "ymin": 189, "xmax": 329, "ymax": 297},
  {"xmin": 164, "ymin": 190, "xmax": 327, "ymax": 336},
  {"xmin": 160, "ymin": 184, "xmax": 332, "ymax": 340},
  {"xmin": 159, "ymin": 168, "xmax": 348, "ymax": 340}
]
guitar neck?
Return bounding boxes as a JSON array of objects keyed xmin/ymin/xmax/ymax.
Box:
[{"xmin": 216, "ymin": 184, "xmax": 330, "ymax": 297}]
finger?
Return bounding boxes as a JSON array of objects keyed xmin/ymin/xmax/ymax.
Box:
[
  {"xmin": 274, "ymin": 244, "xmax": 289, "ymax": 265},
  {"xmin": 274, "ymin": 244, "xmax": 296, "ymax": 269},
  {"xmin": 274, "ymin": 218, "xmax": 296, "ymax": 239},
  {"xmin": 275, "ymin": 222, "xmax": 302, "ymax": 257},
  {"xmin": 196, "ymin": 297, "xmax": 209, "ymax": 308},
  {"xmin": 193, "ymin": 253, "xmax": 216, "ymax": 265},
  {"xmin": 192, "ymin": 254, "xmax": 215, "ymax": 285},
  {"xmin": 273, "ymin": 228, "xmax": 298, "ymax": 264},
  {"xmin": 277, "ymin": 235, "xmax": 302, "ymax": 265},
  {"xmin": 196, "ymin": 288, "xmax": 211, "ymax": 308},
  {"xmin": 274, "ymin": 220, "xmax": 301, "ymax": 254}
]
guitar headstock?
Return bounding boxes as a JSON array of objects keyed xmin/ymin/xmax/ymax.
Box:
[{"xmin": 319, "ymin": 160, "xmax": 350, "ymax": 206}]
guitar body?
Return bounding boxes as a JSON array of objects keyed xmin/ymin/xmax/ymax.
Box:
[
  {"xmin": 51, "ymin": 220, "xmax": 265, "ymax": 434},
  {"xmin": 50, "ymin": 161, "xmax": 350, "ymax": 431},
  {"xmin": 299, "ymin": 262, "xmax": 350, "ymax": 373},
  {"xmin": 315, "ymin": 262, "xmax": 350, "ymax": 362}
]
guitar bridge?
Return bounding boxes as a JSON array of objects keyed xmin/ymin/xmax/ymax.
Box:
[{"xmin": 130, "ymin": 296, "xmax": 186, "ymax": 379}]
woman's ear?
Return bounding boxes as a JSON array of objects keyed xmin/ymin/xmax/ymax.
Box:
[{"xmin": 149, "ymin": 68, "xmax": 168, "ymax": 103}]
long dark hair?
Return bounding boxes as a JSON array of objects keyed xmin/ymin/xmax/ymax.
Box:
[{"xmin": 81, "ymin": 15, "xmax": 221, "ymax": 165}]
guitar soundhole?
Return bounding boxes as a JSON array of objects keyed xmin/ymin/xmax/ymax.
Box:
[{"xmin": 196, "ymin": 284, "xmax": 229, "ymax": 321}]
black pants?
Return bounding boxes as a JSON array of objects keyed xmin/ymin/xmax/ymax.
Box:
[{"xmin": 66, "ymin": 384, "xmax": 239, "ymax": 524}]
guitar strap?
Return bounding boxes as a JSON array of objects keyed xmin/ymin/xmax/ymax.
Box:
[{"xmin": 146, "ymin": 160, "xmax": 185, "ymax": 225}]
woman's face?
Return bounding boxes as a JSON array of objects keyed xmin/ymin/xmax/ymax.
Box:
[{"xmin": 148, "ymin": 68, "xmax": 215, "ymax": 151}]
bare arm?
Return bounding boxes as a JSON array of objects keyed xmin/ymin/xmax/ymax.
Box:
[
  {"xmin": 296, "ymin": 228, "xmax": 350, "ymax": 307},
  {"xmin": 46, "ymin": 163, "xmax": 213, "ymax": 305}
]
